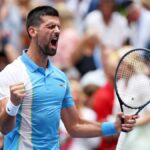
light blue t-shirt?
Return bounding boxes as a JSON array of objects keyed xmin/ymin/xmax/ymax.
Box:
[{"xmin": 0, "ymin": 50, "xmax": 75, "ymax": 150}]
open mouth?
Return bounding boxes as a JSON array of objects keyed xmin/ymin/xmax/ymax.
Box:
[{"xmin": 50, "ymin": 36, "xmax": 59, "ymax": 47}]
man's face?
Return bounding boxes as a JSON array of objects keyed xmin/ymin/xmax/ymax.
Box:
[
  {"xmin": 100, "ymin": 0, "xmax": 115, "ymax": 16},
  {"xmin": 127, "ymin": 5, "xmax": 140, "ymax": 23},
  {"xmin": 35, "ymin": 15, "xmax": 60, "ymax": 56}
]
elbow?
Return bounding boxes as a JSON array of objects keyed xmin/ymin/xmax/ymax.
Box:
[
  {"xmin": 0, "ymin": 119, "xmax": 16, "ymax": 135},
  {"xmin": 1, "ymin": 129, "xmax": 9, "ymax": 135},
  {"xmin": 1, "ymin": 124, "xmax": 15, "ymax": 135},
  {"xmin": 68, "ymin": 130, "xmax": 78, "ymax": 138},
  {"xmin": 1, "ymin": 129, "xmax": 12, "ymax": 135},
  {"xmin": 67, "ymin": 125, "xmax": 80, "ymax": 138}
]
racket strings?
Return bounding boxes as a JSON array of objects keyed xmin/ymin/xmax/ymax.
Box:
[{"xmin": 116, "ymin": 50, "xmax": 150, "ymax": 108}]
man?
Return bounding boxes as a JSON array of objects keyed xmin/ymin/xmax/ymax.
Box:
[
  {"xmin": 126, "ymin": 1, "xmax": 150, "ymax": 48},
  {"xmin": 84, "ymin": 0, "xmax": 129, "ymax": 49},
  {"xmin": 0, "ymin": 6, "xmax": 138, "ymax": 150}
]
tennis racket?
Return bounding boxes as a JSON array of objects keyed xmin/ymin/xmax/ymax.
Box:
[{"xmin": 114, "ymin": 48, "xmax": 150, "ymax": 150}]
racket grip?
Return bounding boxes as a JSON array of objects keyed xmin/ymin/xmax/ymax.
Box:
[{"xmin": 116, "ymin": 131, "xmax": 127, "ymax": 150}]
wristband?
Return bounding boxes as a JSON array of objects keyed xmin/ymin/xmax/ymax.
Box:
[
  {"xmin": 6, "ymin": 99, "xmax": 20, "ymax": 116},
  {"xmin": 101, "ymin": 122, "xmax": 118, "ymax": 136}
]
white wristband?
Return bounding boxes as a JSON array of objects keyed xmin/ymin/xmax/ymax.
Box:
[{"xmin": 6, "ymin": 99, "xmax": 20, "ymax": 116}]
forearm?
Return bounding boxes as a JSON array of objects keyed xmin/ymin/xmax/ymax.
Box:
[
  {"xmin": 62, "ymin": 107, "xmax": 118, "ymax": 138},
  {"xmin": 0, "ymin": 100, "xmax": 16, "ymax": 134},
  {"xmin": 71, "ymin": 119, "xmax": 101, "ymax": 138},
  {"xmin": 69, "ymin": 119, "xmax": 118, "ymax": 138},
  {"xmin": 0, "ymin": 112, "xmax": 16, "ymax": 135}
]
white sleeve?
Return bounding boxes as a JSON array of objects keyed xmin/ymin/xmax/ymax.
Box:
[
  {"xmin": 0, "ymin": 64, "xmax": 17, "ymax": 101},
  {"xmin": 0, "ymin": 85, "xmax": 10, "ymax": 100},
  {"xmin": 0, "ymin": 67, "xmax": 12, "ymax": 100},
  {"xmin": 0, "ymin": 58, "xmax": 27, "ymax": 101}
]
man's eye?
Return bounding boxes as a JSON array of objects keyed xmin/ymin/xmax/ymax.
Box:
[
  {"xmin": 47, "ymin": 26, "xmax": 53, "ymax": 29},
  {"xmin": 47, "ymin": 25, "xmax": 60, "ymax": 30}
]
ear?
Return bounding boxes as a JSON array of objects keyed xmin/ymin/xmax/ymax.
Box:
[{"xmin": 28, "ymin": 27, "xmax": 38, "ymax": 38}]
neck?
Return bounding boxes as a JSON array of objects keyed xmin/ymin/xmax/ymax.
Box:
[
  {"xmin": 103, "ymin": 14, "xmax": 111, "ymax": 25},
  {"xmin": 27, "ymin": 42, "xmax": 48, "ymax": 69}
]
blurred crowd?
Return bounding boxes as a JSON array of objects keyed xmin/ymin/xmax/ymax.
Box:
[{"xmin": 0, "ymin": 0, "xmax": 150, "ymax": 150}]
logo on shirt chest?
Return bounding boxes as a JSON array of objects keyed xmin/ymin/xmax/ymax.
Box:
[{"xmin": 59, "ymin": 82, "xmax": 66, "ymax": 89}]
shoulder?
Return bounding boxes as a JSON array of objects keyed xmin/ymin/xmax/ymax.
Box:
[
  {"xmin": 0, "ymin": 57, "xmax": 25, "ymax": 85},
  {"xmin": 86, "ymin": 10, "xmax": 101, "ymax": 18},
  {"xmin": 84, "ymin": 10, "xmax": 102, "ymax": 23},
  {"xmin": 140, "ymin": 9, "xmax": 150, "ymax": 25},
  {"xmin": 1, "ymin": 57, "xmax": 24, "ymax": 74},
  {"xmin": 141, "ymin": 9, "xmax": 150, "ymax": 19}
]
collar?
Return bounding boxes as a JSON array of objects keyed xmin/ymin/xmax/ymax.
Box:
[{"xmin": 21, "ymin": 50, "xmax": 53, "ymax": 75}]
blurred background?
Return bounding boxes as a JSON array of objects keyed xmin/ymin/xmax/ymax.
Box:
[{"xmin": 0, "ymin": 0, "xmax": 150, "ymax": 150}]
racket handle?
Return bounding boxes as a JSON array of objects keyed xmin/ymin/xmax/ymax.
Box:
[{"xmin": 116, "ymin": 131, "xmax": 127, "ymax": 150}]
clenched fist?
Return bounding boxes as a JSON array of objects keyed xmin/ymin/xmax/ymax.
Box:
[{"xmin": 10, "ymin": 83, "xmax": 26, "ymax": 106}]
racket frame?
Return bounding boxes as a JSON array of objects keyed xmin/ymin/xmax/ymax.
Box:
[{"xmin": 114, "ymin": 48, "xmax": 150, "ymax": 115}]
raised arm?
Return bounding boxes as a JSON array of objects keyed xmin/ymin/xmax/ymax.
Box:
[
  {"xmin": 61, "ymin": 106, "xmax": 138, "ymax": 138},
  {"xmin": 0, "ymin": 83, "xmax": 25, "ymax": 134}
]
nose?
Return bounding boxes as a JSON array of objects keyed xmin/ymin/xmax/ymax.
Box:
[{"xmin": 54, "ymin": 26, "xmax": 60, "ymax": 33}]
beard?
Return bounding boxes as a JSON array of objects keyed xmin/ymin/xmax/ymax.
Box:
[
  {"xmin": 44, "ymin": 44, "xmax": 57, "ymax": 56},
  {"xmin": 36, "ymin": 32, "xmax": 59, "ymax": 57},
  {"xmin": 38, "ymin": 42, "xmax": 57, "ymax": 57}
]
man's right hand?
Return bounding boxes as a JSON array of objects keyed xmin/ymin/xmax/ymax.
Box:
[
  {"xmin": 115, "ymin": 112, "xmax": 139, "ymax": 133},
  {"xmin": 10, "ymin": 83, "xmax": 26, "ymax": 106}
]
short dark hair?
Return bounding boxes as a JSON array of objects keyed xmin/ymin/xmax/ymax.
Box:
[
  {"xmin": 83, "ymin": 84, "xmax": 99, "ymax": 97},
  {"xmin": 26, "ymin": 5, "xmax": 59, "ymax": 37}
]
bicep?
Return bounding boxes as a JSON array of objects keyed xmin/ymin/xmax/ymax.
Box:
[
  {"xmin": 61, "ymin": 106, "xmax": 101, "ymax": 138},
  {"xmin": 61, "ymin": 106, "xmax": 80, "ymax": 133}
]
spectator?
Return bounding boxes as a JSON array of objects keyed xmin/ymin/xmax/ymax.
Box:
[
  {"xmin": 84, "ymin": 0, "xmax": 129, "ymax": 49},
  {"xmin": 126, "ymin": 1, "xmax": 150, "ymax": 48},
  {"xmin": 141, "ymin": 0, "xmax": 150, "ymax": 10},
  {"xmin": 71, "ymin": 32, "xmax": 102, "ymax": 77},
  {"xmin": 92, "ymin": 49, "xmax": 120, "ymax": 150},
  {"xmin": 66, "ymin": 0, "xmax": 93, "ymax": 32},
  {"xmin": 60, "ymin": 80, "xmax": 100, "ymax": 150},
  {"xmin": 83, "ymin": 84, "xmax": 99, "ymax": 109},
  {"xmin": 112, "ymin": 46, "xmax": 150, "ymax": 150},
  {"xmin": 1, "ymin": 0, "xmax": 22, "ymax": 51},
  {"xmin": 52, "ymin": 3, "xmax": 81, "ymax": 71},
  {"xmin": 15, "ymin": 0, "xmax": 33, "ymax": 50},
  {"xmin": 0, "ymin": 0, "xmax": 19, "ymax": 70},
  {"xmin": 80, "ymin": 68, "xmax": 107, "ymax": 88},
  {"xmin": 0, "ymin": 31, "xmax": 18, "ymax": 70}
]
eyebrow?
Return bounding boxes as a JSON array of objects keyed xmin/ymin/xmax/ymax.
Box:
[
  {"xmin": 45, "ymin": 23, "xmax": 61, "ymax": 28},
  {"xmin": 45, "ymin": 22, "xmax": 60, "ymax": 26}
]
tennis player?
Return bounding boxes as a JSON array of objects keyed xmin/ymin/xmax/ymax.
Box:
[{"xmin": 0, "ymin": 6, "xmax": 138, "ymax": 150}]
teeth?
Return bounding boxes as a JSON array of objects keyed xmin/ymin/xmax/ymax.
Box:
[
  {"xmin": 51, "ymin": 38, "xmax": 57, "ymax": 41},
  {"xmin": 51, "ymin": 38, "xmax": 58, "ymax": 46}
]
